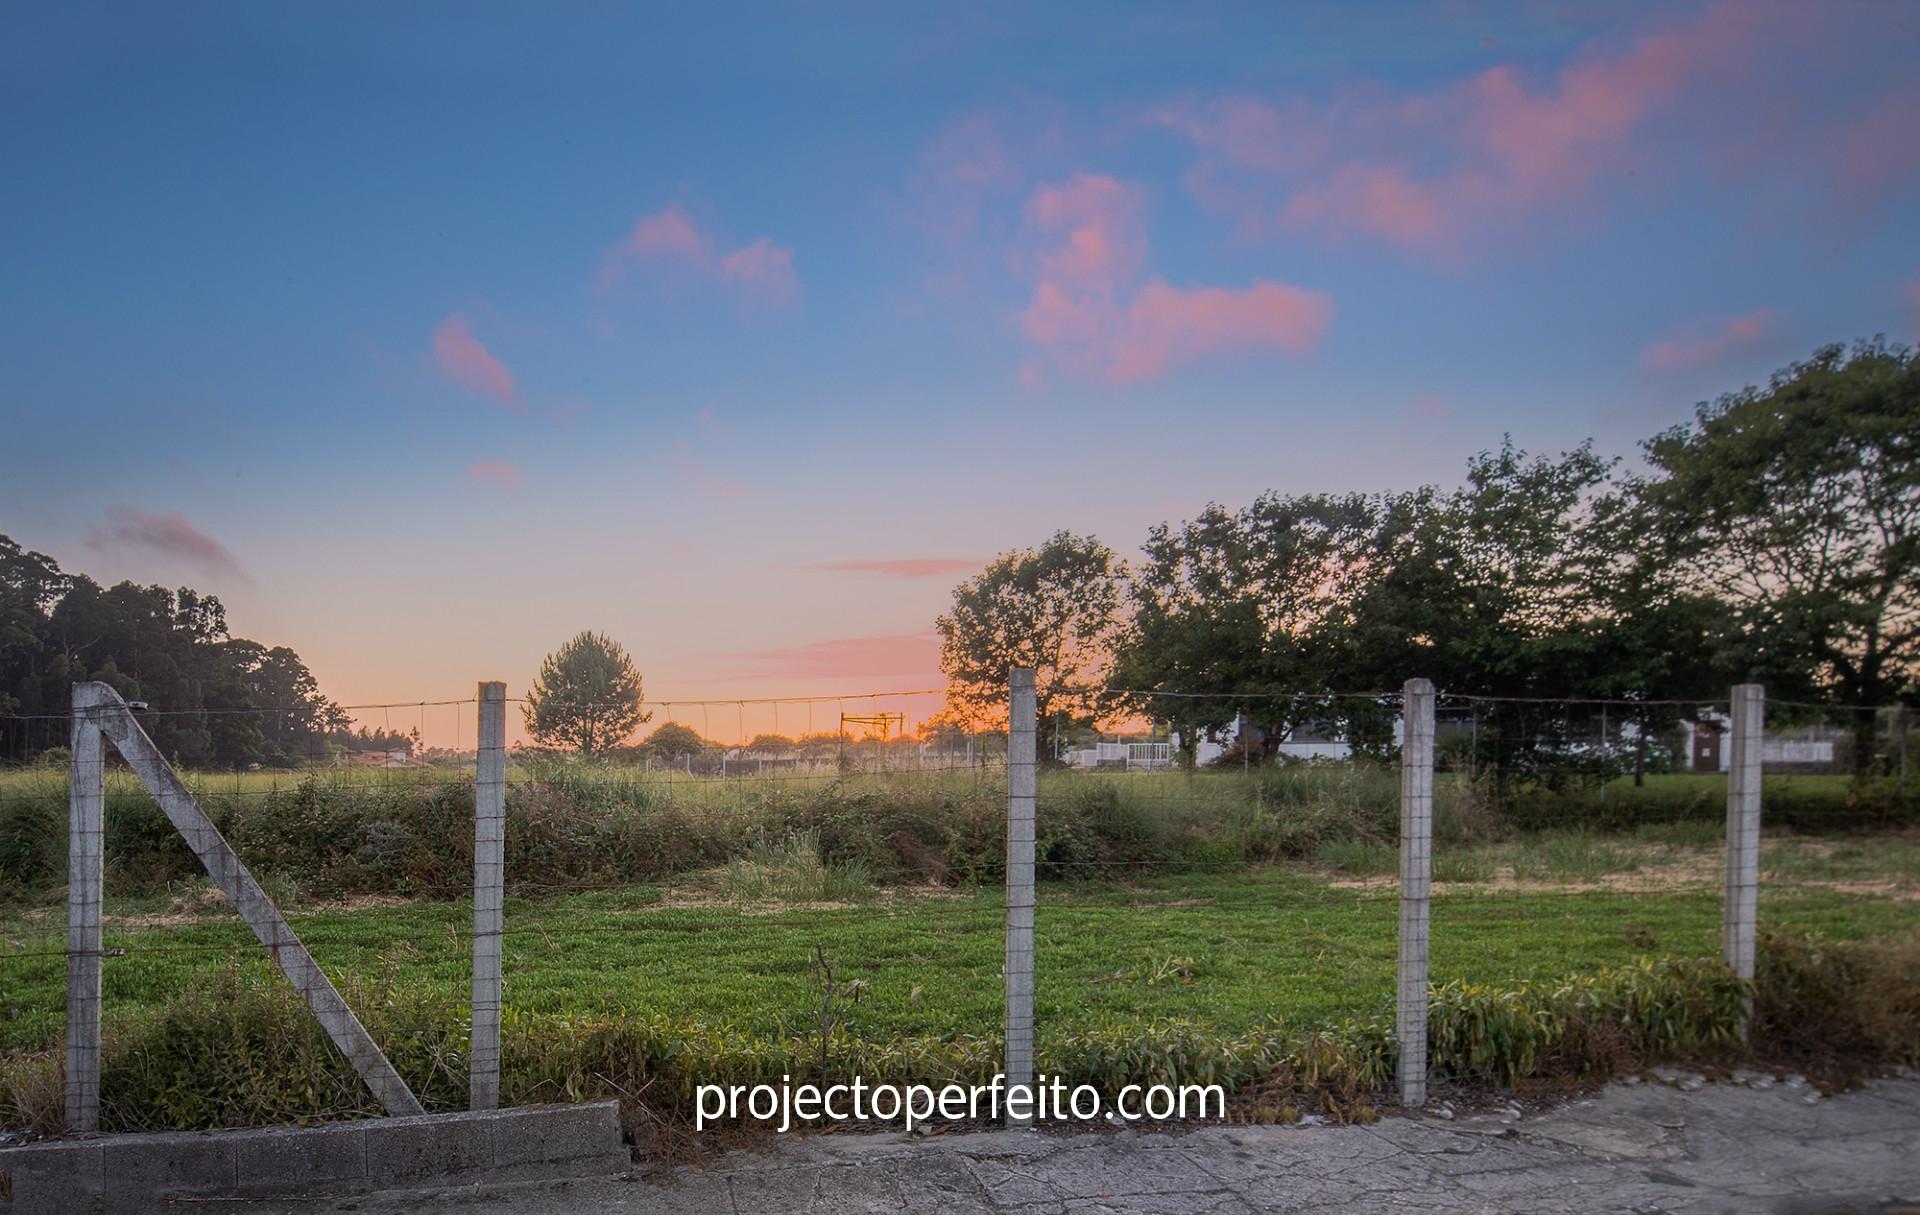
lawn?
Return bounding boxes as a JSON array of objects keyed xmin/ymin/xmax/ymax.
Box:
[{"xmin": 3, "ymin": 837, "xmax": 1914, "ymax": 1057}]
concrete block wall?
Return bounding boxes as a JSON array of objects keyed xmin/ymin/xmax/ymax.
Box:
[{"xmin": 0, "ymin": 1101, "xmax": 626, "ymax": 1215}]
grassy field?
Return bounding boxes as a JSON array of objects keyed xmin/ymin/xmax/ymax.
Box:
[
  {"xmin": 2, "ymin": 760, "xmax": 1903, "ymax": 909},
  {"xmin": 3, "ymin": 831, "xmax": 1915, "ymax": 1056}
]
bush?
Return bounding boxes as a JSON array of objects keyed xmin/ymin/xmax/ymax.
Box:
[
  {"xmin": 0, "ymin": 764, "xmax": 1903, "ymax": 902},
  {"xmin": 1751, "ymin": 929, "xmax": 1920, "ymax": 1071}
]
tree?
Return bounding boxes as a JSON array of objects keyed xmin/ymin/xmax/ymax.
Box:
[
  {"xmin": 1333, "ymin": 441, "xmax": 1629, "ymax": 793},
  {"xmin": 1113, "ymin": 492, "xmax": 1406, "ymax": 763},
  {"xmin": 643, "ymin": 721, "xmax": 707, "ymax": 759},
  {"xmin": 0, "ymin": 534, "xmax": 349, "ymax": 768},
  {"xmin": 1636, "ymin": 340, "xmax": 1920, "ymax": 775},
  {"xmin": 936, "ymin": 531, "xmax": 1123, "ymax": 757},
  {"xmin": 523, "ymin": 631, "xmax": 651, "ymax": 758},
  {"xmin": 1574, "ymin": 490, "xmax": 1727, "ymax": 785},
  {"xmin": 0, "ymin": 536, "xmax": 68, "ymax": 726}
]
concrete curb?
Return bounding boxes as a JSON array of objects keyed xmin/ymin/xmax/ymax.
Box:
[{"xmin": 0, "ymin": 1100, "xmax": 627, "ymax": 1214}]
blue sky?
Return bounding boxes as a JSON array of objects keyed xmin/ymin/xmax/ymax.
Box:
[{"xmin": 3, "ymin": 2, "xmax": 1917, "ymax": 741}]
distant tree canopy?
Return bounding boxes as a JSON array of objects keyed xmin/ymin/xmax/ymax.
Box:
[
  {"xmin": 1637, "ymin": 340, "xmax": 1920, "ymax": 773},
  {"xmin": 523, "ymin": 631, "xmax": 651, "ymax": 757},
  {"xmin": 642, "ymin": 721, "xmax": 707, "ymax": 758},
  {"xmin": 0, "ymin": 535, "xmax": 346, "ymax": 767},
  {"xmin": 935, "ymin": 531, "xmax": 1123, "ymax": 756},
  {"xmin": 940, "ymin": 341, "xmax": 1920, "ymax": 774}
]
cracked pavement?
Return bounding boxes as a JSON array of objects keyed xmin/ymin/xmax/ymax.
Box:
[{"xmin": 226, "ymin": 1076, "xmax": 1920, "ymax": 1214}]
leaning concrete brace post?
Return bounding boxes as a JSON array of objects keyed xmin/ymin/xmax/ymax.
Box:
[
  {"xmin": 471, "ymin": 682, "xmax": 507, "ymax": 1110},
  {"xmin": 1725, "ymin": 683, "xmax": 1763, "ymax": 1037},
  {"xmin": 76, "ymin": 681, "xmax": 424, "ymax": 1116},
  {"xmin": 1397, "ymin": 678, "xmax": 1435, "ymax": 1108},
  {"xmin": 1004, "ymin": 668, "xmax": 1037, "ymax": 1127},
  {"xmin": 66, "ymin": 684, "xmax": 107, "ymax": 1132}
]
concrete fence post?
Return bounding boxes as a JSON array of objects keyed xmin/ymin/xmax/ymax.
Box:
[
  {"xmin": 1725, "ymin": 683, "xmax": 1763, "ymax": 1036},
  {"xmin": 471, "ymin": 681, "xmax": 507, "ymax": 1110},
  {"xmin": 1004, "ymin": 667, "xmax": 1037, "ymax": 1127},
  {"xmin": 66, "ymin": 683, "xmax": 108, "ymax": 1132},
  {"xmin": 68, "ymin": 681, "xmax": 424, "ymax": 1117},
  {"xmin": 1397, "ymin": 678, "xmax": 1435, "ymax": 1108}
]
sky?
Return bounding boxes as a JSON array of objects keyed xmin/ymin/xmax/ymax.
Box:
[{"xmin": 3, "ymin": 1, "xmax": 1918, "ymax": 745}]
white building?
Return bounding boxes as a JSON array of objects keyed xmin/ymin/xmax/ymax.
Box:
[
  {"xmin": 1062, "ymin": 741, "xmax": 1173, "ymax": 770},
  {"xmin": 1678, "ymin": 714, "xmax": 1840, "ymax": 772}
]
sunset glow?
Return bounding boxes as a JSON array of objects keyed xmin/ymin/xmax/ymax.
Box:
[{"xmin": 3, "ymin": 3, "xmax": 1916, "ymax": 750}]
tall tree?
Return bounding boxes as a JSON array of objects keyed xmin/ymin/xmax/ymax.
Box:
[
  {"xmin": 1114, "ymin": 492, "xmax": 1408, "ymax": 762},
  {"xmin": 936, "ymin": 531, "xmax": 1123, "ymax": 756},
  {"xmin": 0, "ymin": 536, "xmax": 69, "ymax": 727},
  {"xmin": 1636, "ymin": 340, "xmax": 1920, "ymax": 774},
  {"xmin": 0, "ymin": 534, "xmax": 347, "ymax": 767},
  {"xmin": 523, "ymin": 631, "xmax": 651, "ymax": 757}
]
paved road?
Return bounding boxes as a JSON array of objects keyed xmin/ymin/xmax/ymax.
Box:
[{"xmin": 229, "ymin": 1075, "xmax": 1920, "ymax": 1214}]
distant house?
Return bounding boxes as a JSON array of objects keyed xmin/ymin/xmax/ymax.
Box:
[
  {"xmin": 1062, "ymin": 740, "xmax": 1173, "ymax": 770},
  {"xmin": 1679, "ymin": 714, "xmax": 1841, "ymax": 773},
  {"xmin": 1170, "ymin": 712, "xmax": 1416, "ymax": 766}
]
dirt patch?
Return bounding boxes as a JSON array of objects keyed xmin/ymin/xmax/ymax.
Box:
[
  {"xmin": 643, "ymin": 883, "xmax": 966, "ymax": 915},
  {"xmin": 1791, "ymin": 879, "xmax": 1920, "ymax": 903},
  {"xmin": 104, "ymin": 890, "xmax": 417, "ymax": 930},
  {"xmin": 1326, "ymin": 847, "xmax": 1723, "ymax": 894}
]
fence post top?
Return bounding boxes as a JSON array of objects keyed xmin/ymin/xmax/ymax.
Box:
[
  {"xmin": 478, "ymin": 681, "xmax": 507, "ymax": 701},
  {"xmin": 70, "ymin": 681, "xmax": 123, "ymax": 708},
  {"xmin": 1009, "ymin": 668, "xmax": 1036, "ymax": 690},
  {"xmin": 1403, "ymin": 677, "xmax": 1434, "ymax": 696}
]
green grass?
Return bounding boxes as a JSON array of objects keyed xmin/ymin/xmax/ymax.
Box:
[{"xmin": 3, "ymin": 856, "xmax": 1914, "ymax": 1058}]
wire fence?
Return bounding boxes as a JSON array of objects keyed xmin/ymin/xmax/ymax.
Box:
[{"xmin": 0, "ymin": 676, "xmax": 1914, "ymax": 1130}]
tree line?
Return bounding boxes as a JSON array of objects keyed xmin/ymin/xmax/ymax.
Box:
[
  {"xmin": 937, "ymin": 341, "xmax": 1919, "ymax": 779},
  {"xmin": 0, "ymin": 537, "xmax": 367, "ymax": 768}
]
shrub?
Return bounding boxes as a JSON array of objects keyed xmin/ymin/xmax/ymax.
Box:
[
  {"xmin": 1751, "ymin": 929, "xmax": 1920, "ymax": 1071},
  {"xmin": 19, "ymin": 934, "xmax": 1912, "ymax": 1137}
]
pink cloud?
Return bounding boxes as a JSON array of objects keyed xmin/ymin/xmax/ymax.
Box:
[
  {"xmin": 1017, "ymin": 280, "xmax": 1104, "ymax": 350},
  {"xmin": 910, "ymin": 112, "xmax": 1024, "ymax": 249},
  {"xmin": 1408, "ymin": 395, "xmax": 1452, "ymax": 422},
  {"xmin": 600, "ymin": 206, "xmax": 710, "ymax": 288},
  {"xmin": 797, "ymin": 558, "xmax": 980, "ymax": 579},
  {"xmin": 720, "ymin": 238, "xmax": 799, "ymax": 307},
  {"xmin": 601, "ymin": 207, "xmax": 798, "ymax": 306},
  {"xmin": 733, "ymin": 632, "xmax": 944, "ymax": 679},
  {"xmin": 431, "ymin": 315, "xmax": 518, "ymax": 405},
  {"xmin": 1012, "ymin": 173, "xmax": 1331, "ymax": 383},
  {"xmin": 1109, "ymin": 280, "xmax": 1332, "ymax": 384},
  {"xmin": 465, "ymin": 459, "xmax": 524, "ymax": 492},
  {"xmin": 85, "ymin": 505, "xmax": 243, "ymax": 579},
  {"xmin": 1638, "ymin": 308, "xmax": 1781, "ymax": 373},
  {"xmin": 1020, "ymin": 173, "xmax": 1146, "ymax": 294},
  {"xmin": 620, "ymin": 207, "xmax": 707, "ymax": 259},
  {"xmin": 1159, "ymin": 3, "xmax": 1800, "ymax": 259}
]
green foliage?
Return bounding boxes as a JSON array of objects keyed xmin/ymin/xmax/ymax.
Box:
[
  {"xmin": 0, "ymin": 534, "xmax": 344, "ymax": 768},
  {"xmin": 7, "ymin": 934, "xmax": 1912, "ymax": 1135},
  {"xmin": 936, "ymin": 531, "xmax": 1123, "ymax": 755},
  {"xmin": 1425, "ymin": 957, "xmax": 1744, "ymax": 1085},
  {"xmin": 711, "ymin": 829, "xmax": 874, "ymax": 904},
  {"xmin": 523, "ymin": 631, "xmax": 651, "ymax": 757},
  {"xmin": 1638, "ymin": 340, "xmax": 1920, "ymax": 732},
  {"xmin": 1, "ymin": 766, "xmax": 1908, "ymax": 900},
  {"xmin": 641, "ymin": 721, "xmax": 709, "ymax": 759}
]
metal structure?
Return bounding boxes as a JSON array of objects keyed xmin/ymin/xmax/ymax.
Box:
[{"xmin": 838, "ymin": 710, "xmax": 905, "ymax": 741}]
